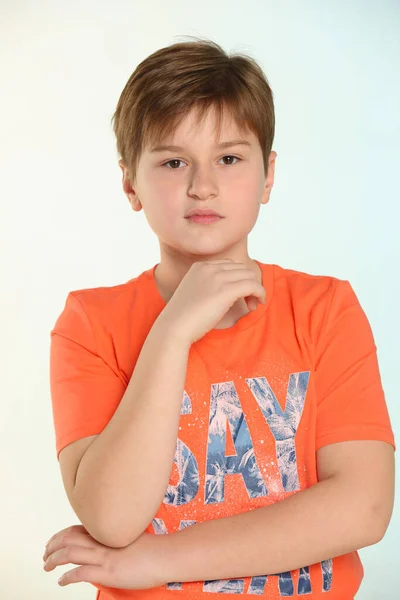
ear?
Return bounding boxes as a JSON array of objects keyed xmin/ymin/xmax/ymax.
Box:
[
  {"xmin": 261, "ymin": 151, "xmax": 277, "ymax": 205},
  {"xmin": 119, "ymin": 160, "xmax": 142, "ymax": 212}
]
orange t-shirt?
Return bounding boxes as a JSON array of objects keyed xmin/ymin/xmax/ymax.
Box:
[{"xmin": 49, "ymin": 260, "xmax": 396, "ymax": 600}]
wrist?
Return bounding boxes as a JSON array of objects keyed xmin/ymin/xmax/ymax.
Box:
[
  {"xmin": 152, "ymin": 314, "xmax": 192, "ymax": 350},
  {"xmin": 148, "ymin": 531, "xmax": 178, "ymax": 586}
]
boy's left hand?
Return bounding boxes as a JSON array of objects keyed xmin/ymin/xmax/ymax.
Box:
[{"xmin": 42, "ymin": 524, "xmax": 169, "ymax": 590}]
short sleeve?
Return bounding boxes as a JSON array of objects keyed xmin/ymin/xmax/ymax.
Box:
[
  {"xmin": 314, "ymin": 279, "xmax": 396, "ymax": 452},
  {"xmin": 49, "ymin": 292, "xmax": 127, "ymax": 459}
]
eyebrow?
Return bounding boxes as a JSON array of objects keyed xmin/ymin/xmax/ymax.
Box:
[{"xmin": 150, "ymin": 140, "xmax": 252, "ymax": 153}]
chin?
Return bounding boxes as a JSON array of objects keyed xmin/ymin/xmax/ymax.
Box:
[
  {"xmin": 177, "ymin": 244, "xmax": 241, "ymax": 262},
  {"xmin": 160, "ymin": 227, "xmax": 248, "ymax": 257}
]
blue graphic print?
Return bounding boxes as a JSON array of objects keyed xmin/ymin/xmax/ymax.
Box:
[
  {"xmin": 152, "ymin": 372, "xmax": 333, "ymax": 595},
  {"xmin": 247, "ymin": 372, "xmax": 310, "ymax": 492},
  {"xmin": 205, "ymin": 380, "xmax": 267, "ymax": 503}
]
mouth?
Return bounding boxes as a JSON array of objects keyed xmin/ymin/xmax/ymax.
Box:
[
  {"xmin": 185, "ymin": 207, "xmax": 223, "ymax": 217},
  {"xmin": 184, "ymin": 208, "xmax": 224, "ymax": 224},
  {"xmin": 186, "ymin": 214, "xmax": 224, "ymax": 224}
]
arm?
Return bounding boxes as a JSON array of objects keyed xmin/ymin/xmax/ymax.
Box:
[
  {"xmin": 157, "ymin": 440, "xmax": 395, "ymax": 582},
  {"xmin": 68, "ymin": 317, "xmax": 191, "ymax": 548}
]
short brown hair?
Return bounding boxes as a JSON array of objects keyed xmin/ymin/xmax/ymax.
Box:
[{"xmin": 111, "ymin": 36, "xmax": 275, "ymax": 184}]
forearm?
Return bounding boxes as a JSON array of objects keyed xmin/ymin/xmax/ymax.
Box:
[
  {"xmin": 159, "ymin": 476, "xmax": 381, "ymax": 583},
  {"xmin": 72, "ymin": 318, "xmax": 191, "ymax": 548}
]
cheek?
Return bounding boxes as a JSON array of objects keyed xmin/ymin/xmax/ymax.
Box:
[
  {"xmin": 229, "ymin": 180, "xmax": 261, "ymax": 218},
  {"xmin": 146, "ymin": 192, "xmax": 181, "ymax": 227}
]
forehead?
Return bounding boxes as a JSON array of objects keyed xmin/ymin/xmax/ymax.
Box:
[{"xmin": 146, "ymin": 103, "xmax": 255, "ymax": 152}]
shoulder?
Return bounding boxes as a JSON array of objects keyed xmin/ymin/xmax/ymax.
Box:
[
  {"xmin": 272, "ymin": 262, "xmax": 338, "ymax": 290},
  {"xmin": 259, "ymin": 262, "xmax": 358, "ymax": 337},
  {"xmin": 267, "ymin": 262, "xmax": 348, "ymax": 307},
  {"xmin": 50, "ymin": 268, "xmax": 151, "ymax": 337},
  {"xmin": 63, "ymin": 265, "xmax": 153, "ymax": 312}
]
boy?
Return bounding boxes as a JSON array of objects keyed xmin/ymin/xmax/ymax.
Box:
[{"xmin": 44, "ymin": 38, "xmax": 395, "ymax": 599}]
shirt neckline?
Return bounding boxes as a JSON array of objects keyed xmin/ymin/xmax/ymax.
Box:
[{"xmin": 143, "ymin": 259, "xmax": 274, "ymax": 340}]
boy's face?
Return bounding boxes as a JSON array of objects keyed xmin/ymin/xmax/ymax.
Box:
[{"xmin": 119, "ymin": 105, "xmax": 276, "ymax": 260}]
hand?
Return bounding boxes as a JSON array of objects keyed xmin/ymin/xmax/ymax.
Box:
[
  {"xmin": 42, "ymin": 524, "xmax": 168, "ymax": 590},
  {"xmin": 157, "ymin": 259, "xmax": 266, "ymax": 344}
]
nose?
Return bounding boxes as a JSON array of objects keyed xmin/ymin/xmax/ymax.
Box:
[{"xmin": 188, "ymin": 165, "xmax": 218, "ymax": 200}]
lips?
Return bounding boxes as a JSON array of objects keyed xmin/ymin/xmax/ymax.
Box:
[{"xmin": 185, "ymin": 208, "xmax": 223, "ymax": 218}]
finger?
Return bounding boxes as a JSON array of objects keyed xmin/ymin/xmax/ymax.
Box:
[
  {"xmin": 44, "ymin": 528, "xmax": 92, "ymax": 561},
  {"xmin": 45, "ymin": 524, "xmax": 87, "ymax": 547},
  {"xmin": 58, "ymin": 564, "xmax": 105, "ymax": 587},
  {"xmin": 244, "ymin": 297, "xmax": 258, "ymax": 311},
  {"xmin": 233, "ymin": 280, "xmax": 265, "ymax": 304},
  {"xmin": 206, "ymin": 259, "xmax": 242, "ymax": 266},
  {"xmin": 44, "ymin": 545, "xmax": 105, "ymax": 572},
  {"xmin": 252, "ymin": 290, "xmax": 267, "ymax": 304},
  {"xmin": 43, "ymin": 530, "xmax": 94, "ymax": 562},
  {"xmin": 247, "ymin": 296, "xmax": 263, "ymax": 310},
  {"xmin": 202, "ymin": 259, "xmax": 245, "ymax": 268}
]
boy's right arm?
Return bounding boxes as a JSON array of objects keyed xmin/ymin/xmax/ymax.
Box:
[
  {"xmin": 58, "ymin": 259, "xmax": 265, "ymax": 549},
  {"xmin": 59, "ymin": 318, "xmax": 191, "ymax": 549}
]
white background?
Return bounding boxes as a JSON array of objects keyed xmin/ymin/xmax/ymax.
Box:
[{"xmin": 1, "ymin": 1, "xmax": 399, "ymax": 598}]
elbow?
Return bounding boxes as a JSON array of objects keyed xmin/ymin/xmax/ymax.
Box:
[
  {"xmin": 369, "ymin": 511, "xmax": 394, "ymax": 546},
  {"xmin": 366, "ymin": 523, "xmax": 388, "ymax": 547},
  {"xmin": 70, "ymin": 488, "xmax": 153, "ymax": 548},
  {"xmin": 69, "ymin": 494, "xmax": 138, "ymax": 548},
  {"xmin": 363, "ymin": 499, "xmax": 394, "ymax": 547},
  {"xmin": 90, "ymin": 529, "xmax": 134, "ymax": 549},
  {"xmin": 78, "ymin": 518, "xmax": 136, "ymax": 548},
  {"xmin": 78, "ymin": 512, "xmax": 147, "ymax": 549}
]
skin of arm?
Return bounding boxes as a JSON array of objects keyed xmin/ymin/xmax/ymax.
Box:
[
  {"xmin": 70, "ymin": 318, "xmax": 191, "ymax": 548},
  {"xmin": 152, "ymin": 440, "xmax": 395, "ymax": 583}
]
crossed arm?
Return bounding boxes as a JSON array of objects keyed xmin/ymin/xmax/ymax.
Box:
[
  {"xmin": 43, "ymin": 439, "xmax": 395, "ymax": 588},
  {"xmin": 154, "ymin": 440, "xmax": 395, "ymax": 583}
]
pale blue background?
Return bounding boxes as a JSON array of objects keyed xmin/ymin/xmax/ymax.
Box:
[{"xmin": 1, "ymin": 1, "xmax": 398, "ymax": 598}]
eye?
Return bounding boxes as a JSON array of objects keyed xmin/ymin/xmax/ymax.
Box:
[
  {"xmin": 162, "ymin": 159, "xmax": 185, "ymax": 170},
  {"xmin": 161, "ymin": 155, "xmax": 241, "ymax": 169}
]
